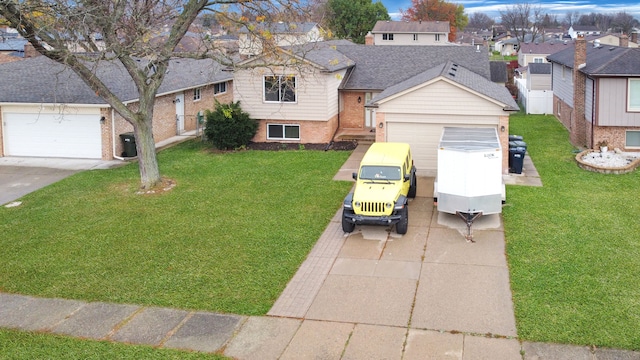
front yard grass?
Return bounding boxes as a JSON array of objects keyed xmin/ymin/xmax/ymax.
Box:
[
  {"xmin": 0, "ymin": 141, "xmax": 353, "ymax": 316},
  {"xmin": 504, "ymin": 112, "xmax": 640, "ymax": 350},
  {"xmin": 0, "ymin": 329, "xmax": 226, "ymax": 359}
]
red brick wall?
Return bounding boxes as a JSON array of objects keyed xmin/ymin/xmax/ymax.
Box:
[
  {"xmin": 253, "ymin": 115, "xmax": 338, "ymax": 144},
  {"xmin": 184, "ymin": 81, "xmax": 233, "ymax": 132},
  {"xmin": 572, "ymin": 35, "xmax": 587, "ymax": 147},
  {"xmin": 593, "ymin": 126, "xmax": 640, "ymax": 151},
  {"xmin": 340, "ymin": 92, "xmax": 366, "ymax": 129}
]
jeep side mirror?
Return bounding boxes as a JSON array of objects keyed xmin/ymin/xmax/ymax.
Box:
[
  {"xmin": 404, "ymin": 174, "xmax": 410, "ymax": 181},
  {"xmin": 352, "ymin": 172, "xmax": 358, "ymax": 180}
]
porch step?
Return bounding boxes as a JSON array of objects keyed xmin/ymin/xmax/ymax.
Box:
[{"xmin": 335, "ymin": 129, "xmax": 376, "ymax": 143}]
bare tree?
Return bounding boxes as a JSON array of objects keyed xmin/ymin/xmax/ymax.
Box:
[
  {"xmin": 578, "ymin": 12, "xmax": 613, "ymax": 32},
  {"xmin": 467, "ymin": 12, "xmax": 494, "ymax": 31},
  {"xmin": 0, "ymin": 0, "xmax": 302, "ymax": 189},
  {"xmin": 612, "ymin": 11, "xmax": 640, "ymax": 35},
  {"xmin": 500, "ymin": 3, "xmax": 548, "ymax": 43},
  {"xmin": 563, "ymin": 10, "xmax": 580, "ymax": 27}
]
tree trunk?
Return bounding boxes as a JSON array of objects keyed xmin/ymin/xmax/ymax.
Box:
[{"xmin": 134, "ymin": 118, "xmax": 161, "ymax": 190}]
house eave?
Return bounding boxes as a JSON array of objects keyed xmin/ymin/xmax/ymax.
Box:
[{"xmin": 0, "ymin": 102, "xmax": 109, "ymax": 108}]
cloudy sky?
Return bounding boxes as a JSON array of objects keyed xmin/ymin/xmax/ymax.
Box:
[{"xmin": 381, "ymin": 0, "xmax": 640, "ymax": 22}]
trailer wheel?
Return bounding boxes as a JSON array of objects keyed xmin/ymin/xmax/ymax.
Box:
[
  {"xmin": 342, "ymin": 210, "xmax": 355, "ymax": 233},
  {"xmin": 396, "ymin": 207, "xmax": 408, "ymax": 234},
  {"xmin": 407, "ymin": 173, "xmax": 417, "ymax": 198}
]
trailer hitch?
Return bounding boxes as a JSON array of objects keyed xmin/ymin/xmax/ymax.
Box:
[{"xmin": 456, "ymin": 211, "xmax": 483, "ymax": 242}]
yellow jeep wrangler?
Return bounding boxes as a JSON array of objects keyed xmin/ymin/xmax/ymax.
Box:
[{"xmin": 342, "ymin": 142, "xmax": 417, "ymax": 234}]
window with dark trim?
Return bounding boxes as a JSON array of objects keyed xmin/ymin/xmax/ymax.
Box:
[
  {"xmin": 264, "ymin": 75, "xmax": 296, "ymax": 103},
  {"xmin": 267, "ymin": 124, "xmax": 300, "ymax": 140},
  {"xmin": 193, "ymin": 88, "xmax": 201, "ymax": 101},
  {"xmin": 382, "ymin": 33, "xmax": 394, "ymax": 41},
  {"xmin": 214, "ymin": 82, "xmax": 227, "ymax": 95}
]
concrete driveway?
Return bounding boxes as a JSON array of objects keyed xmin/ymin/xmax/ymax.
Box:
[{"xmin": 0, "ymin": 157, "xmax": 125, "ymax": 206}]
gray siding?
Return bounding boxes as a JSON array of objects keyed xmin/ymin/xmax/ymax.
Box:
[
  {"xmin": 552, "ymin": 62, "xmax": 573, "ymax": 106},
  {"xmin": 597, "ymin": 78, "xmax": 640, "ymax": 126},
  {"xmin": 585, "ymin": 77, "xmax": 594, "ymax": 123}
]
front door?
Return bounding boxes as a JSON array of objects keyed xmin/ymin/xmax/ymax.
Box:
[
  {"xmin": 364, "ymin": 93, "xmax": 375, "ymax": 128},
  {"xmin": 175, "ymin": 93, "xmax": 185, "ymax": 134}
]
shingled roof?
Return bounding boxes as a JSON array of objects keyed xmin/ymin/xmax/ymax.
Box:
[
  {"xmin": 371, "ymin": 20, "xmax": 450, "ymax": 34},
  {"xmin": 371, "ymin": 60, "xmax": 518, "ymax": 111},
  {"xmin": 334, "ymin": 45, "xmax": 491, "ymax": 91},
  {"xmin": 546, "ymin": 44, "xmax": 640, "ymax": 76},
  {"xmin": 0, "ymin": 56, "xmax": 232, "ymax": 104}
]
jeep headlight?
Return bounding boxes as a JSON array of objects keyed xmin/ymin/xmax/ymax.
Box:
[
  {"xmin": 355, "ymin": 201, "xmax": 361, "ymax": 208},
  {"xmin": 386, "ymin": 202, "xmax": 393, "ymax": 208}
]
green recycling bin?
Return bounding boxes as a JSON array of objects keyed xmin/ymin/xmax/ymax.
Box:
[{"xmin": 119, "ymin": 132, "xmax": 137, "ymax": 157}]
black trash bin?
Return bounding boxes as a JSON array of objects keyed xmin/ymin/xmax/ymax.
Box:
[
  {"xmin": 120, "ymin": 132, "xmax": 137, "ymax": 158},
  {"xmin": 509, "ymin": 134, "xmax": 523, "ymax": 142},
  {"xmin": 509, "ymin": 140, "xmax": 527, "ymax": 152},
  {"xmin": 509, "ymin": 147, "xmax": 526, "ymax": 174}
]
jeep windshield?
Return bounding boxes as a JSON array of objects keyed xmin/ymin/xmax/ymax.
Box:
[{"xmin": 359, "ymin": 166, "xmax": 402, "ymax": 182}]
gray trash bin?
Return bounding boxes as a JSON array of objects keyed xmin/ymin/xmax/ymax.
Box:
[
  {"xmin": 509, "ymin": 147, "xmax": 525, "ymax": 174},
  {"xmin": 119, "ymin": 132, "xmax": 137, "ymax": 157}
]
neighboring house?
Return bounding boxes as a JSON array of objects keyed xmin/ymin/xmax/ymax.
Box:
[
  {"xmin": 498, "ymin": 37, "xmax": 519, "ymax": 56},
  {"xmin": 237, "ymin": 22, "xmax": 323, "ymax": 56},
  {"xmin": 368, "ymin": 20, "xmax": 450, "ymax": 45},
  {"xmin": 547, "ymin": 35, "xmax": 640, "ymax": 150},
  {"xmin": 233, "ymin": 42, "xmax": 518, "ymax": 175},
  {"xmin": 591, "ymin": 33, "xmax": 639, "ymax": 48},
  {"xmin": 518, "ymin": 41, "xmax": 569, "ymax": 68},
  {"xmin": 0, "ymin": 36, "xmax": 27, "ymax": 63},
  {"xmin": 567, "ymin": 25, "xmax": 600, "ymax": 39},
  {"xmin": 0, "ymin": 56, "xmax": 233, "ymax": 160}
]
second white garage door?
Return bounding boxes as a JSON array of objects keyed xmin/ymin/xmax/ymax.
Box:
[
  {"xmin": 3, "ymin": 112, "xmax": 102, "ymax": 159},
  {"xmin": 386, "ymin": 122, "xmax": 445, "ymax": 176}
]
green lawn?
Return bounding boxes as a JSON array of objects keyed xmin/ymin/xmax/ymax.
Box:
[
  {"xmin": 0, "ymin": 329, "xmax": 226, "ymax": 360},
  {"xmin": 504, "ymin": 112, "xmax": 640, "ymax": 350},
  {"xmin": 0, "ymin": 141, "xmax": 353, "ymax": 315}
]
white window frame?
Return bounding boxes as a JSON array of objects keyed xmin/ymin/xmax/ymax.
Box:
[
  {"xmin": 193, "ymin": 87, "xmax": 201, "ymax": 101},
  {"xmin": 628, "ymin": 79, "xmax": 640, "ymax": 112},
  {"xmin": 263, "ymin": 75, "xmax": 297, "ymax": 103},
  {"xmin": 267, "ymin": 124, "xmax": 300, "ymax": 140},
  {"xmin": 533, "ymin": 57, "xmax": 544, "ymax": 63},
  {"xmin": 435, "ymin": 34, "xmax": 441, "ymax": 42},
  {"xmin": 625, "ymin": 130, "xmax": 640, "ymax": 148},
  {"xmin": 382, "ymin": 33, "xmax": 394, "ymax": 41},
  {"xmin": 413, "ymin": 34, "xmax": 418, "ymax": 41},
  {"xmin": 214, "ymin": 82, "xmax": 227, "ymax": 95}
]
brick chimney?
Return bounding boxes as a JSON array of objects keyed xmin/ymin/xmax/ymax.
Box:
[
  {"xmin": 620, "ymin": 34, "xmax": 629, "ymax": 47},
  {"xmin": 632, "ymin": 32, "xmax": 638, "ymax": 44},
  {"xmin": 571, "ymin": 34, "xmax": 587, "ymax": 147},
  {"xmin": 24, "ymin": 42, "xmax": 40, "ymax": 58},
  {"xmin": 365, "ymin": 31, "xmax": 374, "ymax": 45}
]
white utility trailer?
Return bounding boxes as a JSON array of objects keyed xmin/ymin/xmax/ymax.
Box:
[{"xmin": 433, "ymin": 127, "xmax": 505, "ymax": 240}]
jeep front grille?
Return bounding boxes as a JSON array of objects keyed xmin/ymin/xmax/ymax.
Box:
[{"xmin": 361, "ymin": 202, "xmax": 386, "ymax": 213}]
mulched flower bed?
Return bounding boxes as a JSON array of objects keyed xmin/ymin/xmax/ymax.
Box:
[{"xmin": 245, "ymin": 141, "xmax": 358, "ymax": 151}]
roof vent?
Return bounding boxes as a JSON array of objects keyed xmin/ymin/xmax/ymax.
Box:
[{"xmin": 448, "ymin": 72, "xmax": 456, "ymax": 76}]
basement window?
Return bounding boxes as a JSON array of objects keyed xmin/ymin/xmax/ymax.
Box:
[
  {"xmin": 267, "ymin": 124, "xmax": 300, "ymax": 140},
  {"xmin": 625, "ymin": 130, "xmax": 640, "ymax": 148}
]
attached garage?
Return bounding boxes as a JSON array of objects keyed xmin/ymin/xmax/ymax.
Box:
[
  {"xmin": 372, "ymin": 65, "xmax": 518, "ymax": 176},
  {"xmin": 3, "ymin": 108, "xmax": 103, "ymax": 159},
  {"xmin": 385, "ymin": 115, "xmax": 498, "ymax": 176}
]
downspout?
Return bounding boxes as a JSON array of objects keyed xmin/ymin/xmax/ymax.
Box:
[{"xmin": 111, "ymin": 108, "xmax": 125, "ymax": 160}]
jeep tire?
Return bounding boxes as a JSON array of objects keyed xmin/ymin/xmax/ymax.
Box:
[
  {"xmin": 407, "ymin": 173, "xmax": 417, "ymax": 198},
  {"xmin": 342, "ymin": 210, "xmax": 356, "ymax": 233},
  {"xmin": 396, "ymin": 206, "xmax": 408, "ymax": 234}
]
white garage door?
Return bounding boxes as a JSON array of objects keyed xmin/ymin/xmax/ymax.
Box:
[
  {"xmin": 3, "ymin": 112, "xmax": 102, "ymax": 159},
  {"xmin": 387, "ymin": 122, "xmax": 445, "ymax": 176}
]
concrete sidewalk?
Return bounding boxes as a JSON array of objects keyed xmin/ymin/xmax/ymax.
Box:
[{"xmin": 1, "ymin": 144, "xmax": 638, "ymax": 359}]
